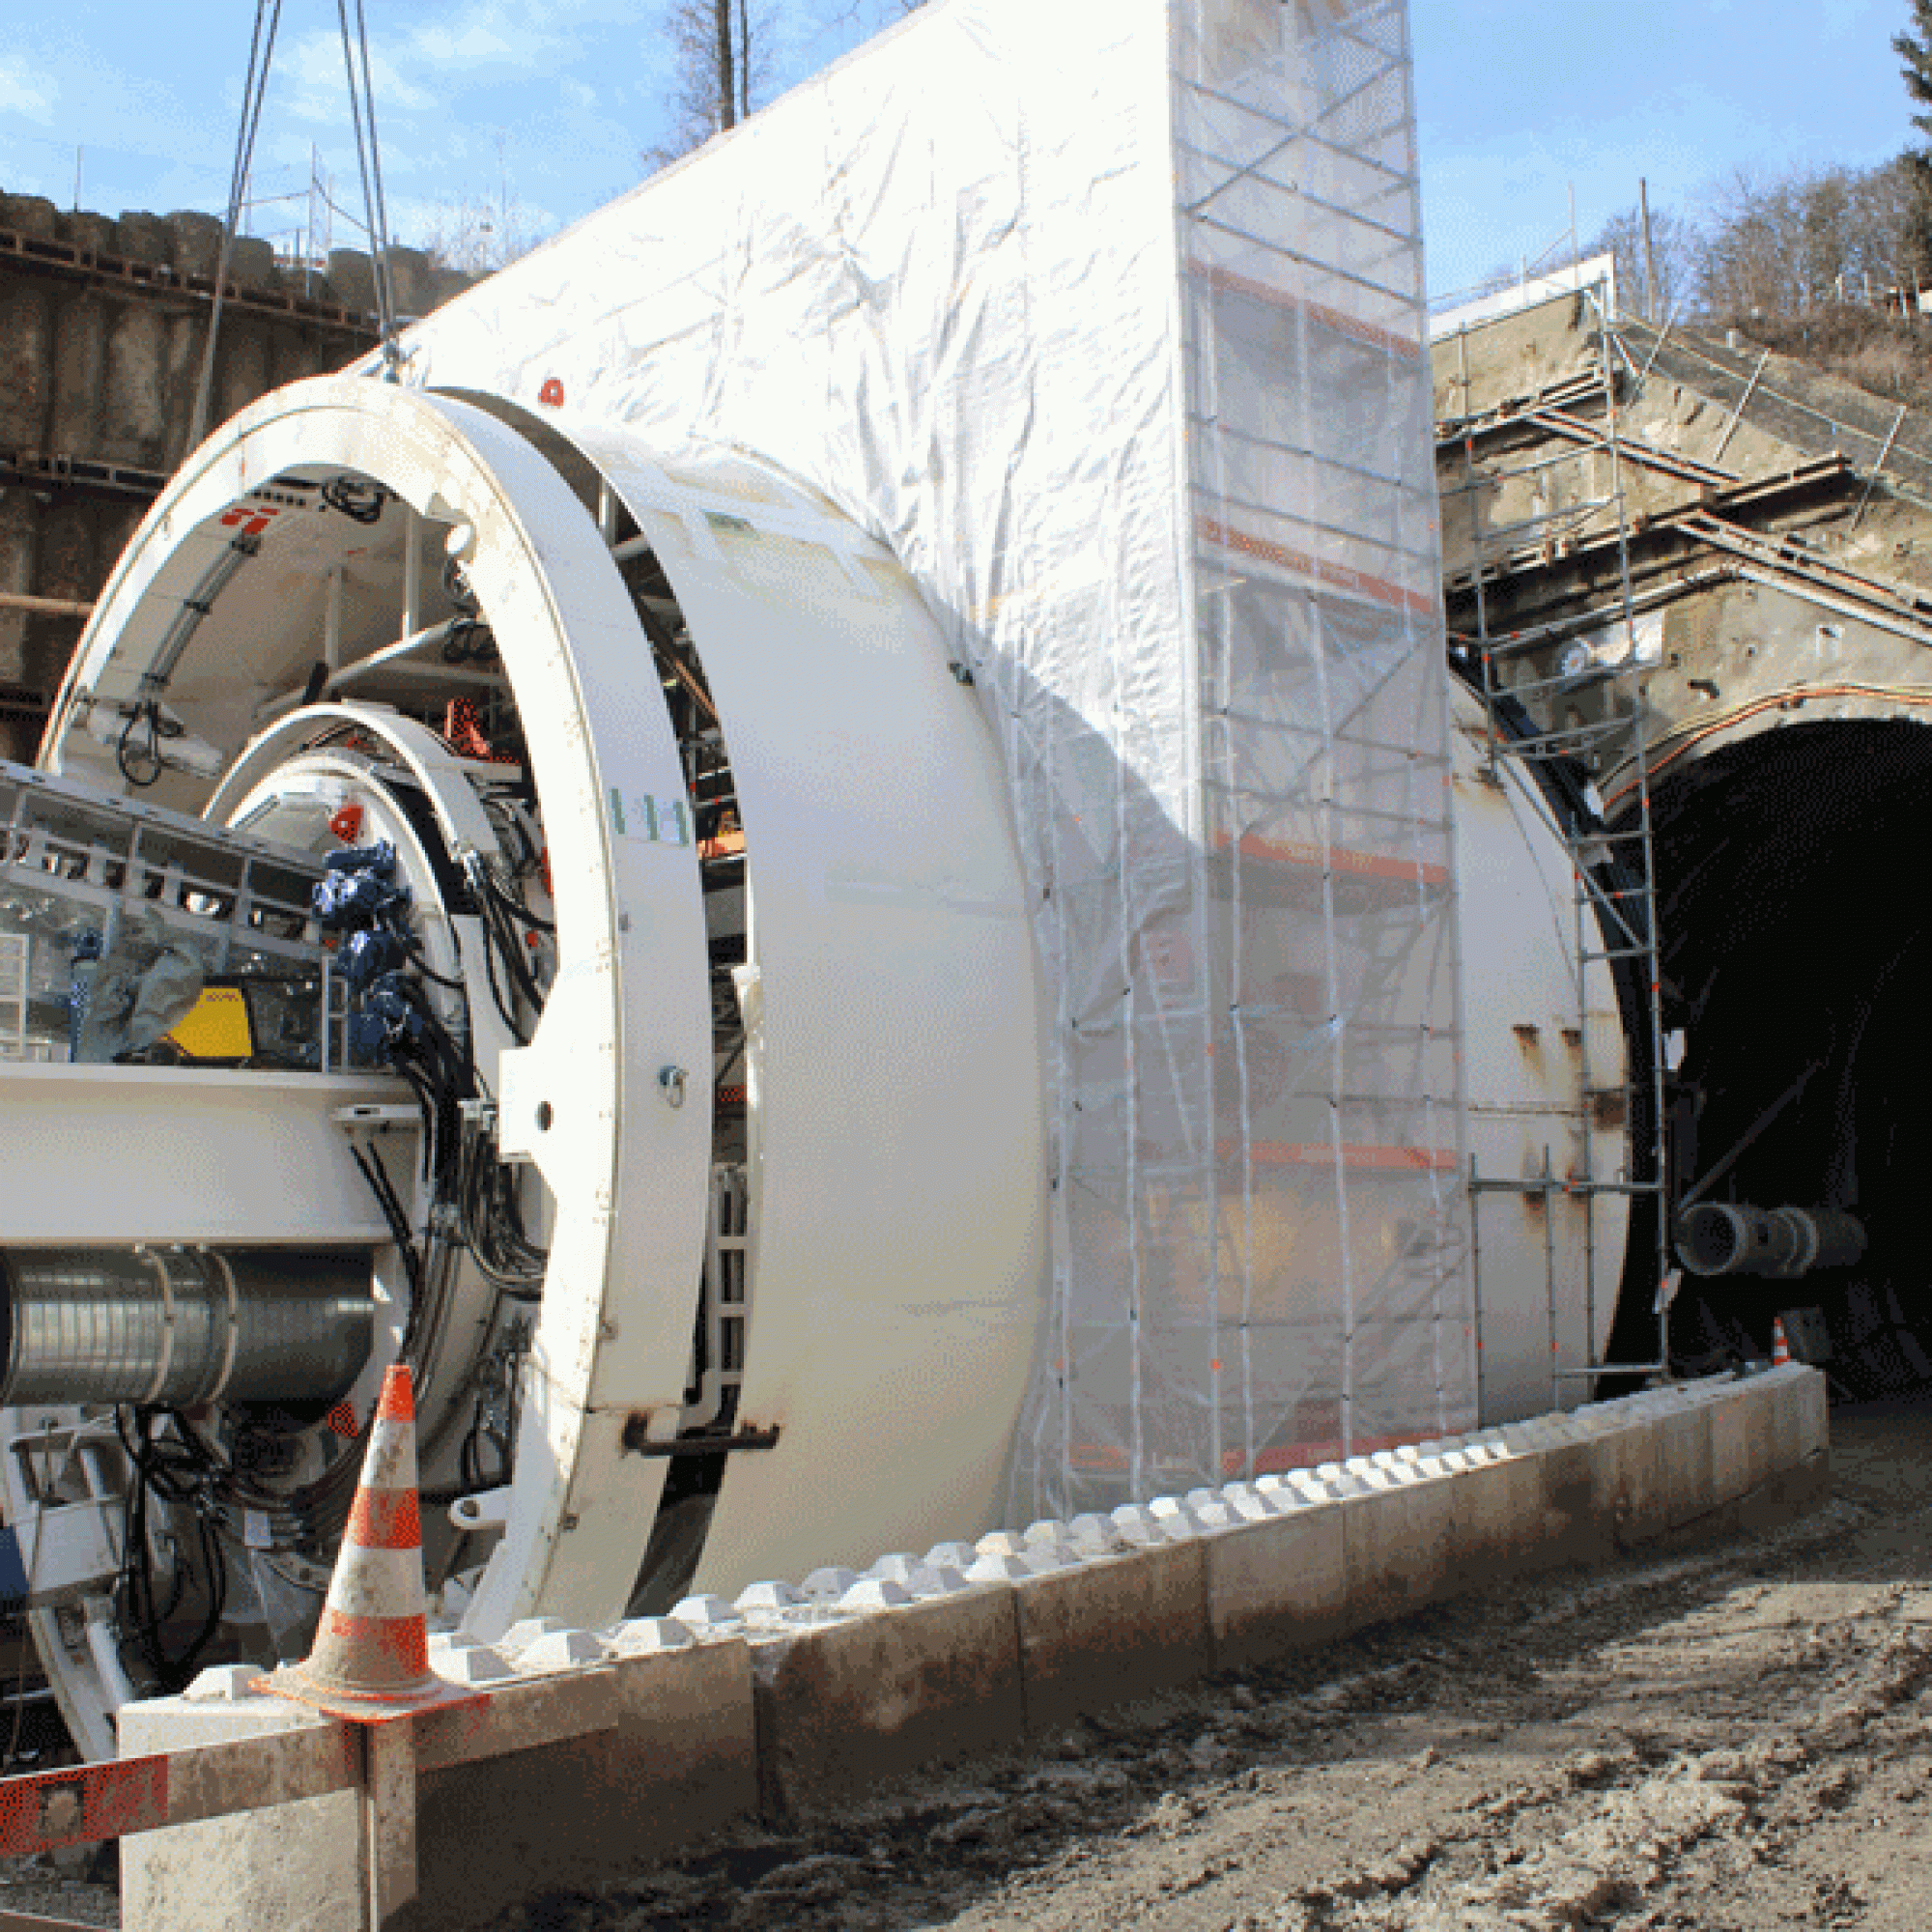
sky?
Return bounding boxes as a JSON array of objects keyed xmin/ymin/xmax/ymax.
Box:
[{"xmin": 0, "ymin": 0, "xmax": 1920, "ymax": 298}]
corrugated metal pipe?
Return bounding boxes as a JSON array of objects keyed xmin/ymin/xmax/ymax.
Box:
[
  {"xmin": 0, "ymin": 1248, "xmax": 373, "ymax": 1406},
  {"xmin": 1675, "ymin": 1204, "xmax": 1866, "ymax": 1281}
]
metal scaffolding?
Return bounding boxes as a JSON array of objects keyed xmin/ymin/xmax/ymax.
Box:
[{"xmin": 1439, "ymin": 276, "xmax": 1674, "ymax": 1397}]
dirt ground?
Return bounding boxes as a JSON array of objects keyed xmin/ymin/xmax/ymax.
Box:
[
  {"xmin": 14, "ymin": 1402, "xmax": 1932, "ymax": 1931},
  {"xmin": 497, "ymin": 1404, "xmax": 1932, "ymax": 1932}
]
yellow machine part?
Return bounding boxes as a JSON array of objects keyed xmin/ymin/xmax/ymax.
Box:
[{"xmin": 163, "ymin": 985, "xmax": 254, "ymax": 1062}]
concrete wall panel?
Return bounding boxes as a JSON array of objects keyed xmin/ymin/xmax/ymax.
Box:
[
  {"xmin": 750, "ymin": 1588, "xmax": 1025, "ymax": 1815},
  {"xmin": 1206, "ymin": 1503, "xmax": 1350, "ymax": 1667},
  {"xmin": 1014, "ymin": 1543, "xmax": 1211, "ymax": 1735}
]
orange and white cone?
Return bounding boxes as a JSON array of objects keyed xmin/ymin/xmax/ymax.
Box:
[
  {"xmin": 1771, "ymin": 1317, "xmax": 1793, "ymax": 1368},
  {"xmin": 269, "ymin": 1364, "xmax": 463, "ymax": 1718}
]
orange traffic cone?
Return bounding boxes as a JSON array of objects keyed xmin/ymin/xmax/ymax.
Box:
[
  {"xmin": 1771, "ymin": 1317, "xmax": 1793, "ymax": 1367},
  {"xmin": 268, "ymin": 1364, "xmax": 466, "ymax": 1719}
]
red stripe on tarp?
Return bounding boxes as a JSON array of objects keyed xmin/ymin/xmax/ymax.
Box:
[
  {"xmin": 1244, "ymin": 1428, "xmax": 1435, "ymax": 1475},
  {"xmin": 1198, "ymin": 516, "xmax": 1437, "ymax": 617},
  {"xmin": 1219, "ymin": 831, "xmax": 1449, "ymax": 889},
  {"xmin": 1066, "ymin": 1425, "xmax": 1440, "ymax": 1481},
  {"xmin": 1214, "ymin": 1139, "xmax": 1459, "ymax": 1173},
  {"xmin": 345, "ymin": 1486, "xmax": 422, "ymax": 1550},
  {"xmin": 0, "ymin": 1754, "xmax": 168, "ymax": 1856},
  {"xmin": 1190, "ymin": 261, "xmax": 1427, "ymax": 362}
]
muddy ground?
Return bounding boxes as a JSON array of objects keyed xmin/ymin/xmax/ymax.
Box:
[
  {"xmin": 14, "ymin": 1402, "xmax": 1932, "ymax": 1930},
  {"xmin": 500, "ymin": 1404, "xmax": 1932, "ymax": 1932}
]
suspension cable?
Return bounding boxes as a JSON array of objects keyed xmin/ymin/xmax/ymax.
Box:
[
  {"xmin": 337, "ymin": 0, "xmax": 403, "ymax": 377},
  {"xmin": 189, "ymin": 0, "xmax": 284, "ymax": 446}
]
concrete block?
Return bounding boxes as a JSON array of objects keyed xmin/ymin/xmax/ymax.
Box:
[
  {"xmin": 840, "ymin": 1578, "xmax": 913, "ymax": 1611},
  {"xmin": 1205, "ymin": 1499, "xmax": 1350, "ymax": 1668},
  {"xmin": 386, "ymin": 244, "xmax": 433, "ymax": 318},
  {"xmin": 165, "ymin": 210, "xmax": 223, "ymax": 279},
  {"xmin": 749, "ymin": 1584, "xmax": 1022, "ymax": 1815},
  {"xmin": 435, "ymin": 1643, "xmax": 517, "ymax": 1686},
  {"xmin": 1012, "ymin": 1539, "xmax": 1210, "ymax": 1735},
  {"xmin": 1024, "ymin": 1519, "xmax": 1079, "ymax": 1548},
  {"xmin": 1587, "ymin": 1415, "xmax": 1671, "ymax": 1549},
  {"xmin": 868, "ymin": 1553, "xmax": 967, "ymax": 1597},
  {"xmin": 327, "ymin": 247, "xmax": 379, "ymax": 313},
  {"xmin": 1652, "ymin": 1398, "xmax": 1717, "ymax": 1530},
  {"xmin": 1446, "ymin": 1450, "xmax": 1549, "ymax": 1585},
  {"xmin": 966, "ymin": 1551, "xmax": 1034, "ymax": 1583},
  {"xmin": 121, "ymin": 1688, "xmax": 361, "ymax": 1932},
  {"xmin": 1760, "ymin": 1366, "xmax": 1827, "ymax": 1475},
  {"xmin": 607, "ymin": 1617, "xmax": 696, "ymax": 1655},
  {"xmin": 427, "ymin": 265, "xmax": 476, "ymax": 312},
  {"xmin": 497, "ymin": 1616, "xmax": 570, "ymax": 1656},
  {"xmin": 0, "ymin": 193, "xmax": 60, "ymax": 240},
  {"xmin": 736, "ymin": 1580, "xmax": 806, "ymax": 1617},
  {"xmin": 1110, "ymin": 1504, "xmax": 1178, "ymax": 1547},
  {"xmin": 977, "ymin": 1529, "xmax": 1029, "ymax": 1558},
  {"xmin": 183, "ymin": 1664, "xmax": 265, "ymax": 1701},
  {"xmin": 1794, "ymin": 1365, "xmax": 1830, "ymax": 1461},
  {"xmin": 1065, "ymin": 1513, "xmax": 1129, "ymax": 1554},
  {"xmin": 801, "ymin": 1566, "xmax": 860, "ymax": 1601},
  {"xmin": 229, "ymin": 235, "xmax": 279, "ymax": 290},
  {"xmin": 114, "ymin": 211, "xmax": 172, "ymax": 265},
  {"xmin": 674, "ymin": 1593, "xmax": 745, "ymax": 1630},
  {"xmin": 520, "ymin": 1628, "xmax": 611, "ymax": 1670},
  {"xmin": 1707, "ymin": 1383, "xmax": 1762, "ymax": 1506},
  {"xmin": 1150, "ymin": 1494, "xmax": 1215, "ymax": 1532},
  {"xmin": 1342, "ymin": 1474, "xmax": 1458, "ymax": 1623},
  {"xmin": 412, "ymin": 1637, "xmax": 758, "ymax": 1928}
]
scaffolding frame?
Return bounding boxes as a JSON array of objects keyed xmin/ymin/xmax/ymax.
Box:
[{"xmin": 1440, "ymin": 277, "xmax": 1674, "ymax": 1399}]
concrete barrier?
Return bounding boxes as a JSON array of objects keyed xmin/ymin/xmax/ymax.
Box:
[
  {"xmin": 748, "ymin": 1581, "xmax": 1023, "ymax": 1815},
  {"xmin": 123, "ymin": 1630, "xmax": 760, "ymax": 1932},
  {"xmin": 117, "ymin": 1367, "xmax": 1827, "ymax": 1931},
  {"xmin": 1205, "ymin": 1495, "xmax": 1350, "ymax": 1667},
  {"xmin": 1011, "ymin": 1537, "xmax": 1212, "ymax": 1735}
]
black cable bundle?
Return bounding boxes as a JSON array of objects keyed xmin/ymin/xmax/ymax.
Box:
[
  {"xmin": 113, "ymin": 1409, "xmax": 229, "ymax": 1693},
  {"xmin": 319, "ymin": 473, "xmax": 388, "ymax": 525}
]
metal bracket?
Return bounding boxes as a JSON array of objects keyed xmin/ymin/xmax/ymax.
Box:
[{"xmin": 619, "ymin": 1420, "xmax": 779, "ymax": 1459}]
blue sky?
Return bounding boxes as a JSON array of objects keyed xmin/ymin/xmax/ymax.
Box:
[{"xmin": 0, "ymin": 1, "xmax": 1919, "ymax": 297}]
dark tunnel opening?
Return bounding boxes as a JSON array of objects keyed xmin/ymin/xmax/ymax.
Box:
[{"xmin": 1636, "ymin": 717, "xmax": 1932, "ymax": 1397}]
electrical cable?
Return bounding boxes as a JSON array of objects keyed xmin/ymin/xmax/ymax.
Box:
[
  {"xmin": 116, "ymin": 702, "xmax": 166, "ymax": 789},
  {"xmin": 319, "ymin": 474, "xmax": 388, "ymax": 525},
  {"xmin": 4, "ymin": 1429, "xmax": 52, "ymax": 1770}
]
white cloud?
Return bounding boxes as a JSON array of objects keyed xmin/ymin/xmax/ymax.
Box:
[
  {"xmin": 0, "ymin": 54, "xmax": 58, "ymax": 125},
  {"xmin": 274, "ymin": 29, "xmax": 438, "ymax": 128}
]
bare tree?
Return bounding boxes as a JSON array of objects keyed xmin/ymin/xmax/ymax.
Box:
[
  {"xmin": 1698, "ymin": 161, "xmax": 1924, "ymax": 319},
  {"xmin": 1589, "ymin": 201, "xmax": 1696, "ymax": 322},
  {"xmin": 646, "ymin": 0, "xmax": 776, "ymax": 171},
  {"xmin": 418, "ymin": 192, "xmax": 549, "ymax": 274},
  {"xmin": 417, "ymin": 132, "xmax": 551, "ymax": 274}
]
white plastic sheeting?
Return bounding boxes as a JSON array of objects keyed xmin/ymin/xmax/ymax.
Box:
[{"xmin": 384, "ymin": 0, "xmax": 1470, "ymax": 1519}]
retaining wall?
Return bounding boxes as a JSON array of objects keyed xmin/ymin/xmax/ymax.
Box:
[
  {"xmin": 0, "ymin": 187, "xmax": 473, "ymax": 758},
  {"xmin": 120, "ymin": 1365, "xmax": 1828, "ymax": 1932}
]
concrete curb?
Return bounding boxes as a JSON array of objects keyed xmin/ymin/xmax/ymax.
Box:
[{"xmin": 120, "ymin": 1367, "xmax": 1828, "ymax": 1930}]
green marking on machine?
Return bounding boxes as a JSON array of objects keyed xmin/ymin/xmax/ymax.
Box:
[{"xmin": 609, "ymin": 787, "xmax": 691, "ymax": 848}]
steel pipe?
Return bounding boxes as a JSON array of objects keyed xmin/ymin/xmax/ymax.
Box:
[
  {"xmin": 1674, "ymin": 1203, "xmax": 1865, "ymax": 1281},
  {"xmin": 0, "ymin": 1247, "xmax": 373, "ymax": 1406},
  {"xmin": 0, "ymin": 591, "xmax": 94, "ymax": 620}
]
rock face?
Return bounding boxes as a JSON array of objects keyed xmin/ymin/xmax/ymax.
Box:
[{"xmin": 0, "ymin": 186, "xmax": 480, "ymax": 754}]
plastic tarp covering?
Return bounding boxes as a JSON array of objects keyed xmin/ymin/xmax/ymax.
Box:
[{"xmin": 386, "ymin": 0, "xmax": 1472, "ymax": 1518}]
